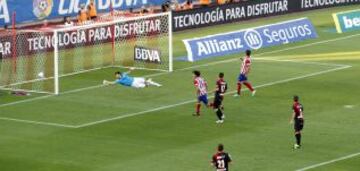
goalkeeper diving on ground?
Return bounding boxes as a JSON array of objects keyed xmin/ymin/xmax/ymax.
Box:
[{"xmin": 103, "ymin": 68, "xmax": 162, "ymax": 88}]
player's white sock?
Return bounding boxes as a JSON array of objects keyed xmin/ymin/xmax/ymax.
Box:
[
  {"xmin": 252, "ymin": 90, "xmax": 256, "ymax": 96},
  {"xmin": 146, "ymin": 79, "xmax": 162, "ymax": 87}
]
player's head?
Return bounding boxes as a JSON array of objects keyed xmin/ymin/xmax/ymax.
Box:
[
  {"xmin": 218, "ymin": 144, "xmax": 224, "ymax": 152},
  {"xmin": 219, "ymin": 72, "xmax": 224, "ymax": 79},
  {"xmin": 245, "ymin": 49, "xmax": 251, "ymax": 56},
  {"xmin": 293, "ymin": 95, "xmax": 299, "ymax": 102},
  {"xmin": 193, "ymin": 70, "xmax": 201, "ymax": 77},
  {"xmin": 115, "ymin": 71, "xmax": 122, "ymax": 79}
]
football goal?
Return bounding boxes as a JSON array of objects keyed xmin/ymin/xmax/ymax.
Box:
[{"xmin": 0, "ymin": 12, "xmax": 173, "ymax": 95}]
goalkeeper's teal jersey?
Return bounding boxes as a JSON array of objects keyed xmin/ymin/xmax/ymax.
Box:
[{"xmin": 116, "ymin": 73, "xmax": 134, "ymax": 86}]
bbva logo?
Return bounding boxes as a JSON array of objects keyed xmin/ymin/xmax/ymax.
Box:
[{"xmin": 134, "ymin": 46, "xmax": 161, "ymax": 63}]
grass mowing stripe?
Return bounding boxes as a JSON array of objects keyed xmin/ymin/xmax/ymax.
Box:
[
  {"xmin": 0, "ymin": 64, "xmax": 348, "ymax": 128},
  {"xmin": 1, "ymin": 33, "xmax": 359, "ymax": 108},
  {"xmin": 74, "ymin": 65, "xmax": 351, "ymax": 128},
  {"xmin": 295, "ymin": 152, "xmax": 360, "ymax": 171}
]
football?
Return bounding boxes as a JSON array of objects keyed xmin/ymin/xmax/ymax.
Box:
[{"xmin": 38, "ymin": 72, "xmax": 44, "ymax": 78}]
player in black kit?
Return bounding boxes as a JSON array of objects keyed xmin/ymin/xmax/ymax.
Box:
[
  {"xmin": 290, "ymin": 95, "xmax": 304, "ymax": 149},
  {"xmin": 213, "ymin": 72, "xmax": 227, "ymax": 124},
  {"xmin": 211, "ymin": 144, "xmax": 232, "ymax": 171}
]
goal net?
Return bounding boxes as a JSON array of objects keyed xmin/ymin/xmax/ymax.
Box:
[{"xmin": 0, "ymin": 12, "xmax": 173, "ymax": 95}]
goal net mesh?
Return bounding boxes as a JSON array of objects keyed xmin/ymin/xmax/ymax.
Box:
[
  {"xmin": 0, "ymin": 12, "xmax": 172, "ymax": 95},
  {"xmin": 0, "ymin": 30, "xmax": 55, "ymax": 94}
]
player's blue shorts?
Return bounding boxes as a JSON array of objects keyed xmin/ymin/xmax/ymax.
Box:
[
  {"xmin": 238, "ymin": 74, "xmax": 248, "ymax": 82},
  {"xmin": 197, "ymin": 95, "xmax": 208, "ymax": 105}
]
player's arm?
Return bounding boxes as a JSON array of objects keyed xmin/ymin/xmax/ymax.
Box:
[
  {"xmin": 299, "ymin": 108, "xmax": 304, "ymax": 119},
  {"xmin": 210, "ymin": 156, "xmax": 217, "ymax": 168},
  {"xmin": 103, "ymin": 80, "xmax": 116, "ymax": 85},
  {"xmin": 289, "ymin": 112, "xmax": 295, "ymax": 124},
  {"xmin": 193, "ymin": 80, "xmax": 199, "ymax": 95},
  {"xmin": 124, "ymin": 67, "xmax": 135, "ymax": 74},
  {"xmin": 227, "ymin": 154, "xmax": 232, "ymax": 167}
]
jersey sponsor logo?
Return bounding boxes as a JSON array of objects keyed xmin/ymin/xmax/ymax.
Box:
[
  {"xmin": 183, "ymin": 18, "xmax": 318, "ymax": 61},
  {"xmin": 134, "ymin": 46, "xmax": 161, "ymax": 63}
]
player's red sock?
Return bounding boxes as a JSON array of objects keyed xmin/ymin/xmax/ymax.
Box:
[
  {"xmin": 237, "ymin": 83, "xmax": 242, "ymax": 95},
  {"xmin": 244, "ymin": 82, "xmax": 254, "ymax": 92},
  {"xmin": 196, "ymin": 103, "xmax": 201, "ymax": 115}
]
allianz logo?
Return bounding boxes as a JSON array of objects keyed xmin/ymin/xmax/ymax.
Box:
[{"xmin": 244, "ymin": 29, "xmax": 263, "ymax": 50}]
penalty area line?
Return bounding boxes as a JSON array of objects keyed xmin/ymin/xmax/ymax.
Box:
[
  {"xmin": 1, "ymin": 33, "xmax": 359, "ymax": 108},
  {"xmin": 74, "ymin": 65, "xmax": 351, "ymax": 128},
  {"xmin": 295, "ymin": 152, "xmax": 360, "ymax": 171},
  {"xmin": 0, "ymin": 116, "xmax": 77, "ymax": 128},
  {"xmin": 0, "ymin": 65, "xmax": 351, "ymax": 128}
]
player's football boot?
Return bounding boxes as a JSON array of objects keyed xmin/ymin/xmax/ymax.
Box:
[
  {"xmin": 252, "ymin": 90, "xmax": 257, "ymax": 96},
  {"xmin": 216, "ymin": 120, "xmax": 224, "ymax": 124}
]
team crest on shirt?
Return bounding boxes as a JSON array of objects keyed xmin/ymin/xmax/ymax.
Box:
[{"xmin": 33, "ymin": 0, "xmax": 53, "ymax": 20}]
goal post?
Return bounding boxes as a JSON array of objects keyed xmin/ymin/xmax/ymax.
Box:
[
  {"xmin": 0, "ymin": 30, "xmax": 56, "ymax": 94},
  {"xmin": 53, "ymin": 12, "xmax": 173, "ymax": 94},
  {"xmin": 0, "ymin": 12, "xmax": 173, "ymax": 95}
]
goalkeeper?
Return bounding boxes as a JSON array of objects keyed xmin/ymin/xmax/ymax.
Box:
[{"xmin": 103, "ymin": 68, "xmax": 162, "ymax": 88}]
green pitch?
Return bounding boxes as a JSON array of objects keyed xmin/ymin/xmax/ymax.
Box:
[{"xmin": 1, "ymin": 5, "xmax": 360, "ymax": 171}]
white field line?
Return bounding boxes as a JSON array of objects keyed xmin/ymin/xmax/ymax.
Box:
[
  {"xmin": 74, "ymin": 65, "xmax": 351, "ymax": 128},
  {"xmin": 0, "ymin": 94, "xmax": 54, "ymax": 108},
  {"xmin": 0, "ymin": 72, "xmax": 168, "ymax": 108},
  {"xmin": 0, "ymin": 116, "xmax": 76, "ymax": 128},
  {"xmin": 0, "ymin": 64, "xmax": 351, "ymax": 128},
  {"xmin": 1, "ymin": 33, "xmax": 358, "ymax": 108},
  {"xmin": 295, "ymin": 152, "xmax": 360, "ymax": 171},
  {"xmin": 255, "ymin": 57, "xmax": 350, "ymax": 67},
  {"xmin": 0, "ymin": 33, "xmax": 358, "ymax": 127}
]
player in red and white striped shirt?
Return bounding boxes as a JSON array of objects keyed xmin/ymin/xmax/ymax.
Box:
[
  {"xmin": 234, "ymin": 50, "xmax": 256, "ymax": 97},
  {"xmin": 193, "ymin": 70, "xmax": 208, "ymax": 116}
]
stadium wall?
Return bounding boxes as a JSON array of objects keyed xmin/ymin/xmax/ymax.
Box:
[
  {"xmin": 172, "ymin": 0, "xmax": 360, "ymax": 31},
  {"xmin": 0, "ymin": 0, "xmax": 181, "ymax": 26}
]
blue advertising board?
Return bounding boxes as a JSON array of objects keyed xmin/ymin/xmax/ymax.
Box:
[
  {"xmin": 183, "ymin": 18, "xmax": 318, "ymax": 62},
  {"xmin": 333, "ymin": 9, "xmax": 360, "ymax": 33},
  {"xmin": 0, "ymin": 0, "xmax": 175, "ymax": 26}
]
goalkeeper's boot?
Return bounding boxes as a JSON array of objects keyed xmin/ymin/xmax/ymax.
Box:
[{"xmin": 147, "ymin": 78, "xmax": 162, "ymax": 87}]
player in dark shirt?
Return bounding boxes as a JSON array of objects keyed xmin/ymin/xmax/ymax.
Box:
[
  {"xmin": 290, "ymin": 95, "xmax": 304, "ymax": 149},
  {"xmin": 212, "ymin": 144, "xmax": 232, "ymax": 171},
  {"xmin": 213, "ymin": 72, "xmax": 227, "ymax": 124}
]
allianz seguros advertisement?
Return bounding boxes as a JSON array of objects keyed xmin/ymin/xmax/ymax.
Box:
[{"xmin": 183, "ymin": 18, "xmax": 318, "ymax": 62}]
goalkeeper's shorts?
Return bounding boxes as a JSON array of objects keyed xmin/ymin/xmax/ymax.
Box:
[{"xmin": 131, "ymin": 78, "xmax": 146, "ymax": 88}]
